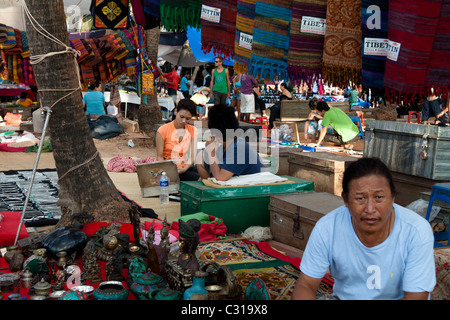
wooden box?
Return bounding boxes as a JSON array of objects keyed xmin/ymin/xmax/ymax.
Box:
[
  {"xmin": 288, "ymin": 151, "xmax": 359, "ymax": 196},
  {"xmin": 269, "ymin": 192, "xmax": 344, "ymax": 250},
  {"xmin": 364, "ymin": 120, "xmax": 450, "ymax": 180}
]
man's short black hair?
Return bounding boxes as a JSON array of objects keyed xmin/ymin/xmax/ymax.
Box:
[
  {"xmin": 177, "ymin": 99, "xmax": 197, "ymax": 116},
  {"xmin": 308, "ymin": 97, "xmax": 319, "ymax": 110},
  {"xmin": 316, "ymin": 101, "xmax": 330, "ymax": 112}
]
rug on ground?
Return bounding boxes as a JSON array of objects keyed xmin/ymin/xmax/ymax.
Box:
[{"xmin": 198, "ymin": 240, "xmax": 334, "ymax": 300}]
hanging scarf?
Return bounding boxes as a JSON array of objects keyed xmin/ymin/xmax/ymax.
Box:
[
  {"xmin": 287, "ymin": 0, "xmax": 327, "ymax": 86},
  {"xmin": 234, "ymin": 0, "xmax": 256, "ymax": 74},
  {"xmin": 384, "ymin": 0, "xmax": 442, "ymax": 102},
  {"xmin": 160, "ymin": 0, "xmax": 202, "ymax": 32},
  {"xmin": 424, "ymin": 0, "xmax": 450, "ymax": 98},
  {"xmin": 5, "ymin": 29, "xmax": 22, "ymax": 55},
  {"xmin": 249, "ymin": 0, "xmax": 293, "ymax": 82},
  {"xmin": 322, "ymin": 0, "xmax": 362, "ymax": 88},
  {"xmin": 92, "ymin": 0, "xmax": 130, "ymax": 29},
  {"xmin": 201, "ymin": 0, "xmax": 237, "ymax": 60},
  {"xmin": 144, "ymin": 0, "xmax": 161, "ymax": 18},
  {"xmin": 361, "ymin": 0, "xmax": 388, "ymax": 91},
  {"xmin": 21, "ymin": 31, "xmax": 30, "ymax": 59}
]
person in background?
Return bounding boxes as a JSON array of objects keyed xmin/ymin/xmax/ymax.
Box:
[
  {"xmin": 16, "ymin": 91, "xmax": 35, "ymax": 107},
  {"xmin": 180, "ymin": 72, "xmax": 191, "ymax": 99},
  {"xmin": 348, "ymin": 84, "xmax": 359, "ymax": 111},
  {"xmin": 239, "ymin": 73, "xmax": 257, "ymax": 122},
  {"xmin": 202, "ymin": 69, "xmax": 211, "ymax": 88},
  {"xmin": 303, "ymin": 97, "xmax": 323, "ymax": 142},
  {"xmin": 83, "ymin": 82, "xmax": 106, "ymax": 116},
  {"xmin": 268, "ymin": 94, "xmax": 290, "ymax": 130},
  {"xmin": 164, "ymin": 64, "xmax": 180, "ymax": 107},
  {"xmin": 156, "ymin": 99, "xmax": 200, "ymax": 181},
  {"xmin": 196, "ymin": 105, "xmax": 263, "ymax": 181},
  {"xmin": 310, "ymin": 101, "xmax": 360, "ymax": 149},
  {"xmin": 279, "ymin": 82, "xmax": 293, "ymax": 100},
  {"xmin": 210, "ymin": 56, "xmax": 230, "ymax": 106},
  {"xmin": 230, "ymin": 70, "xmax": 242, "ymax": 120},
  {"xmin": 422, "ymin": 88, "xmax": 442, "ymax": 125},
  {"xmin": 292, "ymin": 157, "xmax": 436, "ymax": 300},
  {"xmin": 435, "ymin": 99, "xmax": 449, "ymax": 126},
  {"xmin": 253, "ymin": 85, "xmax": 266, "ymax": 117}
]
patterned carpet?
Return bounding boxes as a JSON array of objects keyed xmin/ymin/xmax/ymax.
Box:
[{"xmin": 198, "ymin": 240, "xmax": 334, "ymax": 300}]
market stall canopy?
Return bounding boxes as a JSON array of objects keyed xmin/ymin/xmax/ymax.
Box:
[{"xmin": 186, "ymin": 27, "xmax": 233, "ymax": 67}]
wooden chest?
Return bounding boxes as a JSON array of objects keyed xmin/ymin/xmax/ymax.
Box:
[
  {"xmin": 288, "ymin": 151, "xmax": 359, "ymax": 196},
  {"xmin": 269, "ymin": 192, "xmax": 344, "ymax": 250}
]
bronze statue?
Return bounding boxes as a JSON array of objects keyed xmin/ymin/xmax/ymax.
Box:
[{"xmin": 176, "ymin": 219, "xmax": 201, "ymax": 273}]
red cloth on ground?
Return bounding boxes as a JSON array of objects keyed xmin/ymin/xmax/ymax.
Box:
[
  {"xmin": 168, "ymin": 215, "xmax": 227, "ymax": 243},
  {"xmin": 0, "ymin": 211, "xmax": 29, "ymax": 247}
]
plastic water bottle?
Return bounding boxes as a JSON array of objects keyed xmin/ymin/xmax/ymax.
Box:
[{"xmin": 159, "ymin": 172, "xmax": 169, "ymax": 205}]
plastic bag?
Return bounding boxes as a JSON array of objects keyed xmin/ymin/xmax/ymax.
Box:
[{"xmin": 406, "ymin": 199, "xmax": 440, "ymax": 220}]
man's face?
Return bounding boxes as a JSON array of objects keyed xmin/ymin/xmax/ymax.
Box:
[{"xmin": 343, "ymin": 174, "xmax": 395, "ymax": 236}]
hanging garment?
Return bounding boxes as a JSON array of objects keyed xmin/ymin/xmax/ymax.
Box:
[
  {"xmin": 131, "ymin": 0, "xmax": 161, "ymax": 29},
  {"xmin": 361, "ymin": 0, "xmax": 388, "ymax": 90},
  {"xmin": 384, "ymin": 0, "xmax": 442, "ymax": 102},
  {"xmin": 424, "ymin": 0, "xmax": 450, "ymax": 98},
  {"xmin": 322, "ymin": 0, "xmax": 362, "ymax": 88},
  {"xmin": 201, "ymin": 0, "xmax": 238, "ymax": 60},
  {"xmin": 0, "ymin": 26, "xmax": 16, "ymax": 50},
  {"xmin": 92, "ymin": 0, "xmax": 130, "ymax": 29},
  {"xmin": 248, "ymin": 0, "xmax": 293, "ymax": 82},
  {"xmin": 143, "ymin": 0, "xmax": 161, "ymax": 18},
  {"xmin": 233, "ymin": 0, "xmax": 256, "ymax": 74},
  {"xmin": 287, "ymin": 0, "xmax": 327, "ymax": 86},
  {"xmin": 160, "ymin": 0, "xmax": 202, "ymax": 32}
]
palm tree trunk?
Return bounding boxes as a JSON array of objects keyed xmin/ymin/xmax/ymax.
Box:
[
  {"xmin": 24, "ymin": 0, "xmax": 130, "ymax": 227},
  {"xmin": 138, "ymin": 26, "xmax": 163, "ymax": 134}
]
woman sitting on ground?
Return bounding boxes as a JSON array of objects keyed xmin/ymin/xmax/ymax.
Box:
[
  {"xmin": 83, "ymin": 81, "xmax": 106, "ymax": 116},
  {"xmin": 156, "ymin": 99, "xmax": 200, "ymax": 181},
  {"xmin": 16, "ymin": 91, "xmax": 35, "ymax": 107},
  {"xmin": 196, "ymin": 104, "xmax": 263, "ymax": 181}
]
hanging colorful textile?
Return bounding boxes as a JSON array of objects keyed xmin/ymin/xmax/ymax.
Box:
[
  {"xmin": 234, "ymin": 0, "xmax": 256, "ymax": 74},
  {"xmin": 0, "ymin": 24, "xmax": 7, "ymax": 44},
  {"xmin": 322, "ymin": 0, "xmax": 362, "ymax": 88},
  {"xmin": 424, "ymin": 0, "xmax": 450, "ymax": 98},
  {"xmin": 287, "ymin": 0, "xmax": 327, "ymax": 86},
  {"xmin": 21, "ymin": 31, "xmax": 30, "ymax": 59},
  {"xmin": 248, "ymin": 0, "xmax": 293, "ymax": 82},
  {"xmin": 92, "ymin": 0, "xmax": 130, "ymax": 29},
  {"xmin": 384, "ymin": 0, "xmax": 442, "ymax": 102},
  {"xmin": 361, "ymin": 0, "xmax": 388, "ymax": 90},
  {"xmin": 200, "ymin": 0, "xmax": 238, "ymax": 60},
  {"xmin": 160, "ymin": 0, "xmax": 202, "ymax": 32},
  {"xmin": 83, "ymin": 39, "xmax": 103, "ymax": 67},
  {"xmin": 131, "ymin": 0, "xmax": 160, "ymax": 29},
  {"xmin": 116, "ymin": 29, "xmax": 137, "ymax": 76}
]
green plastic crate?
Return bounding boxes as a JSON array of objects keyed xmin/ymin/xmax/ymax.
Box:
[{"xmin": 179, "ymin": 176, "xmax": 314, "ymax": 234}]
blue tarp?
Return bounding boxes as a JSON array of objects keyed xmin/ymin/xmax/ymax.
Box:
[{"xmin": 186, "ymin": 27, "xmax": 234, "ymax": 66}]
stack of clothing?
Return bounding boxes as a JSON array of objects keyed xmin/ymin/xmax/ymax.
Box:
[
  {"xmin": 322, "ymin": 0, "xmax": 362, "ymax": 88},
  {"xmin": 201, "ymin": 0, "xmax": 238, "ymax": 60},
  {"xmin": 70, "ymin": 28, "xmax": 143, "ymax": 85},
  {"xmin": 248, "ymin": 0, "xmax": 293, "ymax": 82},
  {"xmin": 287, "ymin": 0, "xmax": 327, "ymax": 86},
  {"xmin": 233, "ymin": 0, "xmax": 257, "ymax": 74}
]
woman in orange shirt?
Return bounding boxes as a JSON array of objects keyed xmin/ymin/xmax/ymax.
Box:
[{"xmin": 156, "ymin": 99, "xmax": 200, "ymax": 181}]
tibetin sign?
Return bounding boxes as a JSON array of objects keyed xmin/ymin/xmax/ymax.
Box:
[
  {"xmin": 239, "ymin": 32, "xmax": 253, "ymax": 50},
  {"xmin": 300, "ymin": 16, "xmax": 326, "ymax": 35},
  {"xmin": 386, "ymin": 40, "xmax": 401, "ymax": 62},
  {"xmin": 364, "ymin": 38, "xmax": 389, "ymax": 56},
  {"xmin": 201, "ymin": 4, "xmax": 221, "ymax": 23}
]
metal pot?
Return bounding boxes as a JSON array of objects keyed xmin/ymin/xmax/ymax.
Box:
[{"xmin": 33, "ymin": 278, "xmax": 51, "ymax": 296}]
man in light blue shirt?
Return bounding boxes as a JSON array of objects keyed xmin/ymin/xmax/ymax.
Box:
[{"xmin": 292, "ymin": 158, "xmax": 436, "ymax": 300}]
